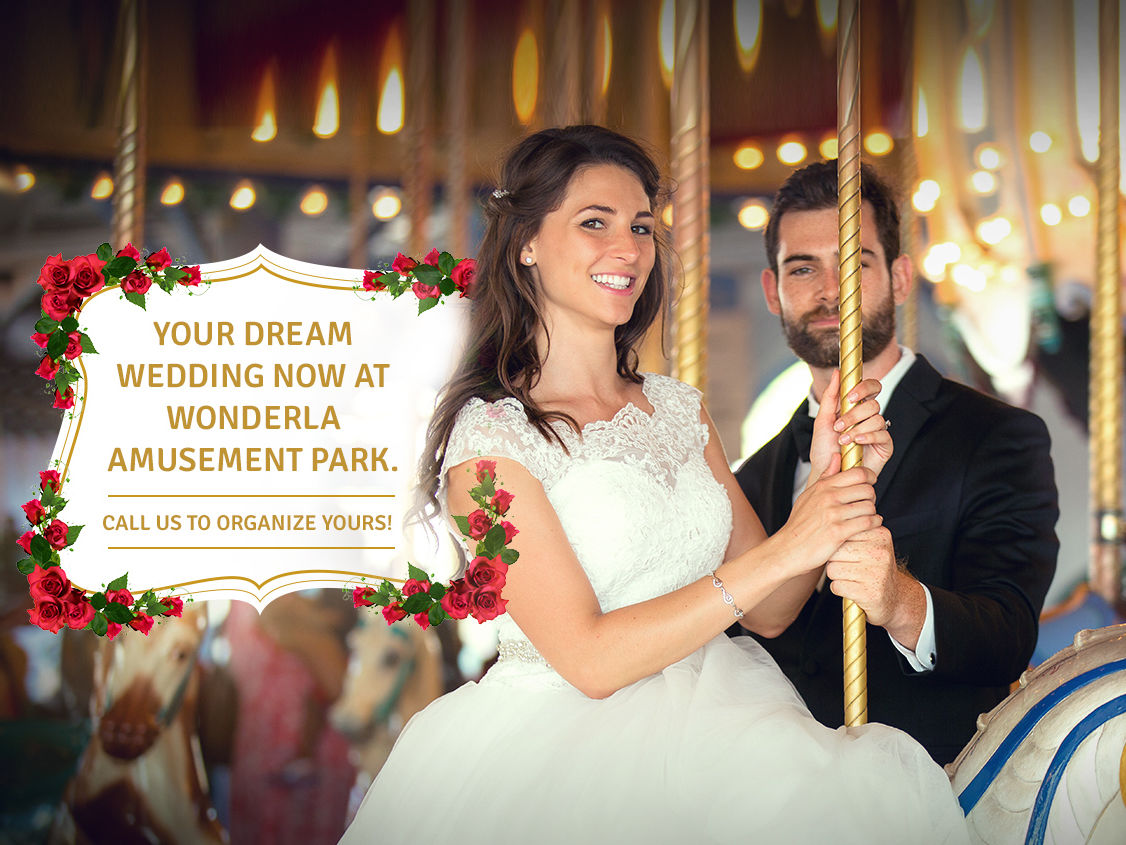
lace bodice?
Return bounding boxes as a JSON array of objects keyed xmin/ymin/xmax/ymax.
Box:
[{"xmin": 440, "ymin": 374, "xmax": 733, "ymax": 683}]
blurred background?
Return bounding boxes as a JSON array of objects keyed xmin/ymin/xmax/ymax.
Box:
[{"xmin": 1, "ymin": 0, "xmax": 1124, "ymax": 842}]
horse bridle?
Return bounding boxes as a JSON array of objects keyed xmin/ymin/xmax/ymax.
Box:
[{"xmin": 370, "ymin": 626, "xmax": 416, "ymax": 725}]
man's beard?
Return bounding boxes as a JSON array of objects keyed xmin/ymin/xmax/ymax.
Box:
[{"xmin": 781, "ymin": 297, "xmax": 897, "ymax": 368}]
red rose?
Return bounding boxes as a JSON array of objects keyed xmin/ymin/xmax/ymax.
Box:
[
  {"xmin": 440, "ymin": 579, "xmax": 472, "ymax": 620},
  {"xmin": 64, "ymin": 590, "xmax": 95, "ymax": 630},
  {"xmin": 475, "ymin": 460, "xmax": 496, "ymax": 483},
  {"xmin": 179, "ymin": 265, "xmax": 202, "ymax": 287},
  {"xmin": 53, "ymin": 387, "xmax": 75, "ymax": 410},
  {"xmin": 129, "ymin": 613, "xmax": 154, "ymax": 635},
  {"xmin": 68, "ymin": 254, "xmax": 106, "ymax": 298},
  {"xmin": 106, "ymin": 622, "xmax": 123, "ymax": 640},
  {"xmin": 491, "ymin": 489, "xmax": 514, "ymax": 515},
  {"xmin": 145, "ymin": 247, "xmax": 171, "ymax": 269},
  {"xmin": 34, "ymin": 355, "xmax": 60, "ymax": 380},
  {"xmin": 469, "ymin": 587, "xmax": 508, "ymax": 622},
  {"xmin": 466, "ymin": 509, "xmax": 492, "ymax": 540},
  {"xmin": 466, "ymin": 555, "xmax": 507, "ymax": 590},
  {"xmin": 361, "ymin": 270, "xmax": 386, "ymax": 292},
  {"xmin": 39, "ymin": 470, "xmax": 61, "ymax": 492},
  {"xmin": 16, "ymin": 531, "xmax": 33, "ymax": 555},
  {"xmin": 422, "ymin": 248, "xmax": 440, "ymax": 266},
  {"xmin": 414, "ymin": 611, "xmax": 431, "ymax": 630},
  {"xmin": 411, "ymin": 281, "xmax": 440, "ymax": 300},
  {"xmin": 353, "ymin": 585, "xmax": 376, "ymax": 608},
  {"xmin": 402, "ymin": 578, "xmax": 431, "ymax": 597},
  {"xmin": 382, "ymin": 603, "xmax": 407, "ymax": 625},
  {"xmin": 501, "ymin": 520, "xmax": 519, "ymax": 544},
  {"xmin": 37, "ymin": 254, "xmax": 70, "ymax": 291},
  {"xmin": 452, "ymin": 258, "xmax": 477, "ymax": 298},
  {"xmin": 159, "ymin": 596, "xmax": 184, "ymax": 617},
  {"xmin": 43, "ymin": 519, "xmax": 69, "ymax": 550},
  {"xmin": 22, "ymin": 499, "xmax": 46, "ymax": 525},
  {"xmin": 28, "ymin": 596, "xmax": 66, "ymax": 633},
  {"xmin": 31, "ymin": 332, "xmax": 49, "ymax": 348},
  {"xmin": 120, "ymin": 269, "xmax": 152, "ymax": 294},
  {"xmin": 42, "ymin": 290, "xmax": 78, "ymax": 321},
  {"xmin": 28, "ymin": 565, "xmax": 69, "ymax": 600},
  {"xmin": 391, "ymin": 252, "xmax": 417, "ymax": 275},
  {"xmin": 64, "ymin": 332, "xmax": 82, "ymax": 360},
  {"xmin": 117, "ymin": 243, "xmax": 141, "ymax": 261},
  {"xmin": 106, "ymin": 588, "xmax": 134, "ymax": 607}
]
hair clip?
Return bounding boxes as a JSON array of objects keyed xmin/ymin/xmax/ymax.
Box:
[{"xmin": 492, "ymin": 188, "xmax": 510, "ymax": 199}]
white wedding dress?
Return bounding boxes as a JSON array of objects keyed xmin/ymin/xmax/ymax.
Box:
[{"xmin": 340, "ymin": 374, "xmax": 969, "ymax": 844}]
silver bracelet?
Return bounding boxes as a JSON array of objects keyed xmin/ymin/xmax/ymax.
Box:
[{"xmin": 710, "ymin": 571, "xmax": 744, "ymax": 619}]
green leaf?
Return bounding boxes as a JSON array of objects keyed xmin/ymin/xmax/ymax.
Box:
[
  {"xmin": 96, "ymin": 243, "xmax": 113, "ymax": 262},
  {"xmin": 378, "ymin": 272, "xmax": 398, "ymax": 287},
  {"xmin": 54, "ymin": 369, "xmax": 79, "ymax": 392},
  {"xmin": 500, "ymin": 548, "xmax": 520, "ymax": 565},
  {"xmin": 428, "ymin": 581, "xmax": 447, "ymax": 599},
  {"xmin": 30, "ymin": 534, "xmax": 52, "ymax": 563},
  {"xmin": 47, "ymin": 331, "xmax": 67, "ymax": 359},
  {"xmin": 34, "ymin": 316, "xmax": 59, "ymax": 333},
  {"xmin": 16, "ymin": 558, "xmax": 34, "ymax": 575},
  {"xmin": 164, "ymin": 267, "xmax": 186, "ymax": 281},
  {"xmin": 438, "ymin": 277, "xmax": 456, "ymax": 297},
  {"xmin": 105, "ymin": 255, "xmax": 136, "ymax": 278},
  {"xmin": 453, "ymin": 514, "xmax": 471, "ymax": 536},
  {"xmin": 412, "ymin": 263, "xmax": 441, "ymax": 285},
  {"xmin": 90, "ymin": 612, "xmax": 108, "ymax": 637},
  {"xmin": 90, "ymin": 592, "xmax": 107, "ymax": 610},
  {"xmin": 156, "ymin": 275, "xmax": 176, "ymax": 293},
  {"xmin": 401, "ymin": 592, "xmax": 431, "ymax": 614},
  {"xmin": 407, "ymin": 563, "xmax": 430, "ymax": 583},
  {"xmin": 438, "ymin": 251, "xmax": 455, "ymax": 275},
  {"xmin": 428, "ymin": 604, "xmax": 447, "ymax": 627},
  {"xmin": 483, "ymin": 523, "xmax": 507, "ymax": 558},
  {"xmin": 417, "ymin": 296, "xmax": 439, "ymax": 315},
  {"xmin": 66, "ymin": 524, "xmax": 83, "ymax": 545},
  {"xmin": 103, "ymin": 602, "xmax": 134, "ymax": 624},
  {"xmin": 478, "ymin": 475, "xmax": 496, "ymax": 498},
  {"xmin": 40, "ymin": 486, "xmax": 57, "ymax": 507},
  {"xmin": 146, "ymin": 599, "xmax": 165, "ymax": 616},
  {"xmin": 124, "ymin": 291, "xmax": 147, "ymax": 310},
  {"xmin": 106, "ymin": 573, "xmax": 129, "ymax": 592},
  {"xmin": 139, "ymin": 589, "xmax": 156, "ymax": 604},
  {"xmin": 79, "ymin": 334, "xmax": 97, "ymax": 354},
  {"xmin": 60, "ymin": 316, "xmax": 79, "ymax": 333}
]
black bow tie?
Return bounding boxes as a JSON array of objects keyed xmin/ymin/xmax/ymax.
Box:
[{"xmin": 790, "ymin": 406, "xmax": 814, "ymax": 463}]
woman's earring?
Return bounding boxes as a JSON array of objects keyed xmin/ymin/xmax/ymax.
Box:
[{"xmin": 523, "ymin": 256, "xmax": 534, "ymax": 265}]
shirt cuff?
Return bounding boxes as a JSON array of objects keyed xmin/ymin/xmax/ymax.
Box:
[{"xmin": 888, "ymin": 584, "xmax": 936, "ymax": 672}]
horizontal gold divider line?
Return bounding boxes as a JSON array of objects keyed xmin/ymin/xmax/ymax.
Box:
[
  {"xmin": 107, "ymin": 546, "xmax": 396, "ymax": 550},
  {"xmin": 106, "ymin": 494, "xmax": 395, "ymax": 498}
]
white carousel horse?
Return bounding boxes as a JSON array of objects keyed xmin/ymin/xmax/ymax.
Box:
[
  {"xmin": 56, "ymin": 607, "xmax": 227, "ymax": 844},
  {"xmin": 949, "ymin": 623, "xmax": 1126, "ymax": 844},
  {"xmin": 329, "ymin": 618, "xmax": 443, "ymax": 817}
]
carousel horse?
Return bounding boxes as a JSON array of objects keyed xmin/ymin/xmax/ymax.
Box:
[
  {"xmin": 949, "ymin": 623, "xmax": 1126, "ymax": 844},
  {"xmin": 329, "ymin": 617, "xmax": 443, "ymax": 814},
  {"xmin": 56, "ymin": 607, "xmax": 227, "ymax": 845}
]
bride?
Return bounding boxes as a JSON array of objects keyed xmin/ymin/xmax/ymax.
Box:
[{"xmin": 340, "ymin": 125, "xmax": 969, "ymax": 844}]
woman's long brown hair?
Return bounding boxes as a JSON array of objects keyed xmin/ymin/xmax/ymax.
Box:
[{"xmin": 415, "ymin": 125, "xmax": 674, "ymax": 524}]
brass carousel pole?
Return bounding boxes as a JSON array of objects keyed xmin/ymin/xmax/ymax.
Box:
[
  {"xmin": 670, "ymin": 0, "xmax": 709, "ymax": 394},
  {"xmin": 405, "ymin": 0, "xmax": 436, "ymax": 258},
  {"xmin": 837, "ymin": 0, "xmax": 867, "ymax": 727},
  {"xmin": 111, "ymin": 0, "xmax": 146, "ymax": 250},
  {"xmin": 1090, "ymin": 0, "xmax": 1123, "ymax": 606},
  {"xmin": 446, "ymin": 0, "xmax": 472, "ymax": 260}
]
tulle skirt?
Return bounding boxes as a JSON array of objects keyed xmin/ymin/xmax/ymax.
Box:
[{"xmin": 340, "ymin": 635, "xmax": 969, "ymax": 844}]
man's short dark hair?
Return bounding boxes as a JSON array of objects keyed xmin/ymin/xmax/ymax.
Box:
[{"xmin": 763, "ymin": 160, "xmax": 901, "ymax": 276}]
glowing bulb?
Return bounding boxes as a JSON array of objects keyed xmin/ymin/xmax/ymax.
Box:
[
  {"xmin": 863, "ymin": 130, "xmax": 893, "ymax": 156},
  {"xmin": 733, "ymin": 144, "xmax": 764, "ymax": 170},
  {"xmin": 734, "ymin": 0, "xmax": 763, "ymax": 73},
  {"xmin": 816, "ymin": 0, "xmax": 838, "ymax": 31},
  {"xmin": 951, "ymin": 263, "xmax": 987, "ymax": 292},
  {"xmin": 662, "ymin": 205, "xmax": 673, "ymax": 227},
  {"xmin": 659, "ymin": 0, "xmax": 674, "ymax": 85},
  {"xmin": 915, "ymin": 87, "xmax": 929, "ymax": 138},
  {"xmin": 378, "ymin": 68, "xmax": 405, "ymax": 134},
  {"xmin": 91, "ymin": 173, "xmax": 114, "ymax": 200},
  {"xmin": 229, "ymin": 180, "xmax": 256, "ymax": 211},
  {"xmin": 1040, "ymin": 203, "xmax": 1062, "ymax": 226},
  {"xmin": 912, "ymin": 179, "xmax": 941, "ymax": 213},
  {"xmin": 15, "ymin": 165, "xmax": 34, "ymax": 192},
  {"xmin": 976, "ymin": 216, "xmax": 1012, "ymax": 245},
  {"xmin": 598, "ymin": 12, "xmax": 612, "ymax": 95},
  {"xmin": 921, "ymin": 242, "xmax": 961, "ymax": 282},
  {"xmin": 160, "ymin": 178, "xmax": 185, "ymax": 206},
  {"xmin": 819, "ymin": 136, "xmax": 838, "ymax": 159},
  {"xmin": 958, "ymin": 46, "xmax": 987, "ymax": 131},
  {"xmin": 512, "ymin": 28, "xmax": 539, "ymax": 125},
  {"xmin": 1029, "ymin": 131, "xmax": 1052, "ymax": 153},
  {"xmin": 313, "ymin": 45, "xmax": 339, "ymax": 138},
  {"xmin": 777, "ymin": 140, "xmax": 807, "ymax": 165},
  {"xmin": 300, "ymin": 186, "xmax": 328, "ymax": 216},
  {"xmin": 976, "ymin": 144, "xmax": 1003, "ymax": 170},
  {"xmin": 371, "ymin": 190, "xmax": 402, "ymax": 220},
  {"xmin": 969, "ymin": 170, "xmax": 996, "ymax": 194},
  {"xmin": 1068, "ymin": 195, "xmax": 1091, "ymax": 217},
  {"xmin": 252, "ymin": 62, "xmax": 277, "ymax": 142},
  {"xmin": 737, "ymin": 200, "xmax": 769, "ymax": 230}
]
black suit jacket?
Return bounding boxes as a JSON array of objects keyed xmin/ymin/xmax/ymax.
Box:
[{"xmin": 732, "ymin": 355, "xmax": 1059, "ymax": 765}]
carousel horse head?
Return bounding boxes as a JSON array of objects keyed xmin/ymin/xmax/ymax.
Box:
[{"xmin": 948, "ymin": 622, "xmax": 1126, "ymax": 844}]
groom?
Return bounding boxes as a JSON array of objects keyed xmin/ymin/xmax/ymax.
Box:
[{"xmin": 731, "ymin": 161, "xmax": 1059, "ymax": 765}]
